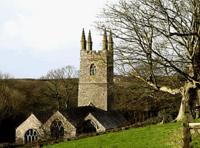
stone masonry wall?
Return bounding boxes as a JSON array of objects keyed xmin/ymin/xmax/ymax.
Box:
[
  {"xmin": 79, "ymin": 50, "xmax": 107, "ymax": 83},
  {"xmin": 42, "ymin": 111, "xmax": 76, "ymax": 139},
  {"xmin": 15, "ymin": 114, "xmax": 43, "ymax": 144},
  {"xmin": 78, "ymin": 49, "xmax": 111, "ymax": 111},
  {"xmin": 84, "ymin": 113, "xmax": 105, "ymax": 133},
  {"xmin": 78, "ymin": 83, "xmax": 108, "ymax": 110}
]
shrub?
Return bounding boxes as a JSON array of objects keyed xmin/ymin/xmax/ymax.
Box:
[{"xmin": 156, "ymin": 108, "xmax": 174, "ymax": 123}]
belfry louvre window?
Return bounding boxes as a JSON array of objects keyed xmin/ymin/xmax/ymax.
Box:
[
  {"xmin": 90, "ymin": 64, "xmax": 96, "ymax": 75},
  {"xmin": 50, "ymin": 119, "xmax": 64, "ymax": 139},
  {"xmin": 24, "ymin": 129, "xmax": 39, "ymax": 143}
]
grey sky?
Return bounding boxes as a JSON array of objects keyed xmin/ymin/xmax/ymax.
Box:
[{"xmin": 0, "ymin": 0, "xmax": 109, "ymax": 78}]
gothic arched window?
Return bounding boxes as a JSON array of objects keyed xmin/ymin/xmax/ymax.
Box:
[
  {"xmin": 90, "ymin": 64, "xmax": 96, "ymax": 75},
  {"xmin": 50, "ymin": 119, "xmax": 64, "ymax": 139},
  {"xmin": 82, "ymin": 120, "xmax": 97, "ymax": 133},
  {"xmin": 24, "ymin": 129, "xmax": 39, "ymax": 143}
]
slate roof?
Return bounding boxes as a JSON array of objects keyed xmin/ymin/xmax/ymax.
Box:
[
  {"xmin": 14, "ymin": 110, "xmax": 54, "ymax": 128},
  {"xmin": 34, "ymin": 109, "xmax": 55, "ymax": 124},
  {"xmin": 59, "ymin": 106, "xmax": 96, "ymax": 127},
  {"xmin": 32, "ymin": 106, "xmax": 100, "ymax": 126},
  {"xmin": 18, "ymin": 106, "xmax": 128, "ymax": 130},
  {"xmin": 90, "ymin": 110, "xmax": 129, "ymax": 129}
]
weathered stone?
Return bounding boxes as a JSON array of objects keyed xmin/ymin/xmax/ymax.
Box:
[
  {"xmin": 15, "ymin": 113, "xmax": 43, "ymax": 144},
  {"xmin": 78, "ymin": 30, "xmax": 114, "ymax": 111},
  {"xmin": 41, "ymin": 111, "xmax": 76, "ymax": 139},
  {"xmin": 85, "ymin": 113, "xmax": 106, "ymax": 132}
]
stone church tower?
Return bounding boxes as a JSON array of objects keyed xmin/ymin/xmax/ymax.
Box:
[{"xmin": 78, "ymin": 29, "xmax": 114, "ymax": 111}]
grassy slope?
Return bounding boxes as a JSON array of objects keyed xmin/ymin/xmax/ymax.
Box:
[{"xmin": 43, "ymin": 121, "xmax": 187, "ymax": 148}]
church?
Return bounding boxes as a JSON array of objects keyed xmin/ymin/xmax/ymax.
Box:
[{"xmin": 15, "ymin": 29, "xmax": 128, "ymax": 144}]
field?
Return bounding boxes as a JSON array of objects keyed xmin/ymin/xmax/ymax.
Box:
[{"xmin": 42, "ymin": 118, "xmax": 200, "ymax": 148}]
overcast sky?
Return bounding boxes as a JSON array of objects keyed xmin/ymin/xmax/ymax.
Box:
[{"xmin": 0, "ymin": 0, "xmax": 110, "ymax": 79}]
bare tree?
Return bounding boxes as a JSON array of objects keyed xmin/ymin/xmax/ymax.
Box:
[
  {"xmin": 95, "ymin": 0, "xmax": 200, "ymax": 124},
  {"xmin": 0, "ymin": 71, "xmax": 14, "ymax": 79},
  {"xmin": 40, "ymin": 65, "xmax": 78, "ymax": 109}
]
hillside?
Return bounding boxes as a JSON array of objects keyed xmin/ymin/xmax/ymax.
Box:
[
  {"xmin": 0, "ymin": 76, "xmax": 184, "ymax": 143},
  {"xmin": 39, "ymin": 118, "xmax": 200, "ymax": 148}
]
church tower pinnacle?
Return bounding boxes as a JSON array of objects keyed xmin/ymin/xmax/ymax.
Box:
[
  {"xmin": 102, "ymin": 29, "xmax": 107, "ymax": 50},
  {"xmin": 108, "ymin": 30, "xmax": 113, "ymax": 51},
  {"xmin": 80, "ymin": 28, "xmax": 86, "ymax": 50},
  {"xmin": 87, "ymin": 30, "xmax": 92, "ymax": 51}
]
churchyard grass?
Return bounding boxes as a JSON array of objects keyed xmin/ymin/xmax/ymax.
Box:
[{"xmin": 43, "ymin": 119, "xmax": 199, "ymax": 148}]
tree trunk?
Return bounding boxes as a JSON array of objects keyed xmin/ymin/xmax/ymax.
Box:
[
  {"xmin": 175, "ymin": 99, "xmax": 185, "ymax": 121},
  {"xmin": 174, "ymin": 82, "xmax": 197, "ymax": 122}
]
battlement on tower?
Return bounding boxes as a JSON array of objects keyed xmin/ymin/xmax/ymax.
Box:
[{"xmin": 81, "ymin": 49, "xmax": 105, "ymax": 54}]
